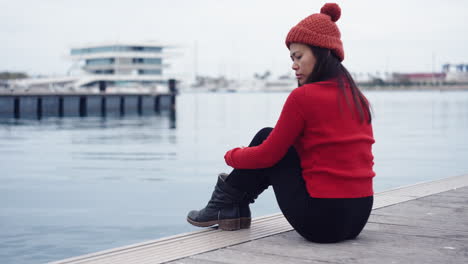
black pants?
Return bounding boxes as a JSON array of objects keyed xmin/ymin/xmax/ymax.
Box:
[{"xmin": 226, "ymin": 127, "xmax": 373, "ymax": 243}]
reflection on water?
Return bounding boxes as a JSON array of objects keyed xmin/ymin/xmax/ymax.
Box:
[{"xmin": 1, "ymin": 91, "xmax": 468, "ymax": 264}]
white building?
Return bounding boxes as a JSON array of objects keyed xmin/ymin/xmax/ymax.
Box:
[
  {"xmin": 443, "ymin": 64, "xmax": 468, "ymax": 83},
  {"xmin": 69, "ymin": 42, "xmax": 173, "ymax": 92},
  {"xmin": 9, "ymin": 42, "xmax": 175, "ymax": 93}
]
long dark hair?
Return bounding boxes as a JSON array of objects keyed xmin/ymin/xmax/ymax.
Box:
[{"xmin": 304, "ymin": 46, "xmax": 372, "ymax": 123}]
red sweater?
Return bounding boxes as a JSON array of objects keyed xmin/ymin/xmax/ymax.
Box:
[{"xmin": 224, "ymin": 80, "xmax": 375, "ymax": 198}]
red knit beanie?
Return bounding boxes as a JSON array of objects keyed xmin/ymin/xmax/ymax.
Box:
[{"xmin": 285, "ymin": 3, "xmax": 344, "ymax": 61}]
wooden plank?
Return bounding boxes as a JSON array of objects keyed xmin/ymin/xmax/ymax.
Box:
[
  {"xmin": 223, "ymin": 229, "xmax": 467, "ymax": 264},
  {"xmin": 372, "ymin": 175, "xmax": 468, "ymax": 210},
  {"xmin": 188, "ymin": 247, "xmax": 338, "ymax": 264},
  {"xmin": 370, "ymin": 189, "xmax": 468, "ymax": 231},
  {"xmin": 368, "ymin": 214, "xmax": 468, "ymax": 233},
  {"xmin": 364, "ymin": 221, "xmax": 468, "ymax": 242},
  {"xmin": 170, "ymin": 258, "xmax": 226, "ymax": 264}
]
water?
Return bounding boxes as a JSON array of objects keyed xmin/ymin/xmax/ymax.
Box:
[{"xmin": 1, "ymin": 91, "xmax": 468, "ymax": 263}]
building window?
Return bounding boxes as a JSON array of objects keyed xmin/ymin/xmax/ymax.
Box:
[
  {"xmin": 138, "ymin": 69, "xmax": 162, "ymax": 75},
  {"xmin": 142, "ymin": 47, "xmax": 162, "ymax": 52},
  {"xmin": 71, "ymin": 46, "xmax": 163, "ymax": 55},
  {"xmin": 71, "ymin": 49, "xmax": 82, "ymax": 55},
  {"xmin": 132, "ymin": 58, "xmax": 162, "ymax": 64},
  {"xmin": 86, "ymin": 58, "xmax": 115, "ymax": 65},
  {"xmin": 93, "ymin": 70, "xmax": 114, "ymax": 74}
]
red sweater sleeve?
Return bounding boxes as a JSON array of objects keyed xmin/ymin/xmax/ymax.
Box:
[{"xmin": 224, "ymin": 88, "xmax": 305, "ymax": 169}]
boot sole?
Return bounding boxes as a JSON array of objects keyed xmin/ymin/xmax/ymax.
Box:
[{"xmin": 187, "ymin": 217, "xmax": 252, "ymax": 231}]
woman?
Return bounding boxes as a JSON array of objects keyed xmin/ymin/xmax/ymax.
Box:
[{"xmin": 187, "ymin": 3, "xmax": 375, "ymax": 243}]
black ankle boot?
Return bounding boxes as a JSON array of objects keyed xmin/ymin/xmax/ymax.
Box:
[
  {"xmin": 239, "ymin": 203, "xmax": 251, "ymax": 229},
  {"xmin": 238, "ymin": 180, "xmax": 269, "ymax": 229},
  {"xmin": 187, "ymin": 173, "xmax": 249, "ymax": 231}
]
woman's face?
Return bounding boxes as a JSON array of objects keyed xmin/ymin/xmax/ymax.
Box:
[{"xmin": 290, "ymin": 43, "xmax": 317, "ymax": 85}]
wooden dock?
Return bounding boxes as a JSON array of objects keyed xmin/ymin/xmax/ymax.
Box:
[{"xmin": 50, "ymin": 174, "xmax": 468, "ymax": 264}]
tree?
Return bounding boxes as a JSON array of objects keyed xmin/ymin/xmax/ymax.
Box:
[{"xmin": 0, "ymin": 72, "xmax": 28, "ymax": 80}]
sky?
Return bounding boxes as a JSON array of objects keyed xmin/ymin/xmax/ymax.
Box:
[{"xmin": 1, "ymin": 0, "xmax": 467, "ymax": 82}]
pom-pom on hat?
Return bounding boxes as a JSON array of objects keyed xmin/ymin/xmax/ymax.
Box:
[{"xmin": 285, "ymin": 3, "xmax": 344, "ymax": 61}]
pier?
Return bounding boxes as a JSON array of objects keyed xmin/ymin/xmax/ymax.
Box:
[
  {"xmin": 0, "ymin": 79, "xmax": 178, "ymax": 119},
  {"xmin": 0, "ymin": 90, "xmax": 176, "ymax": 119},
  {"xmin": 50, "ymin": 174, "xmax": 468, "ymax": 264}
]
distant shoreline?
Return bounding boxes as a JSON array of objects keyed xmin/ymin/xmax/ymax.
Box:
[
  {"xmin": 2, "ymin": 84, "xmax": 468, "ymax": 95},
  {"xmin": 360, "ymin": 84, "xmax": 468, "ymax": 91}
]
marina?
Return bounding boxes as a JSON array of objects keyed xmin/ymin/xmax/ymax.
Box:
[
  {"xmin": 6, "ymin": 42, "xmax": 173, "ymax": 93},
  {"xmin": 1, "ymin": 42, "xmax": 179, "ymax": 119}
]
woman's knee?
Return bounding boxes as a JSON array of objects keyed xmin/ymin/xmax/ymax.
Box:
[{"xmin": 249, "ymin": 127, "xmax": 273, "ymax": 147}]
